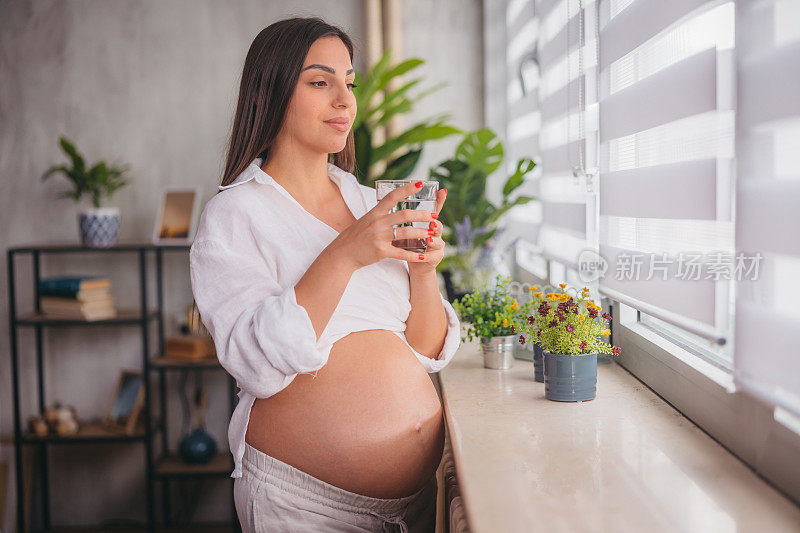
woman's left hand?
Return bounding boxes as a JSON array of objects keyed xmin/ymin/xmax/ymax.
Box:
[{"xmin": 408, "ymin": 187, "xmax": 447, "ymax": 278}]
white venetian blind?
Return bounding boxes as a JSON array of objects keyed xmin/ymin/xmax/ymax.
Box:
[
  {"xmin": 596, "ymin": 0, "xmax": 735, "ymax": 339},
  {"xmin": 534, "ymin": 0, "xmax": 599, "ymax": 270},
  {"xmin": 734, "ymin": 0, "xmax": 800, "ymax": 416},
  {"xmin": 485, "ymin": 0, "xmax": 546, "ymax": 277}
]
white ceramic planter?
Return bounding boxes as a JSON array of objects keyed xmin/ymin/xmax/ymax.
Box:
[{"xmin": 78, "ymin": 207, "xmax": 120, "ymax": 248}]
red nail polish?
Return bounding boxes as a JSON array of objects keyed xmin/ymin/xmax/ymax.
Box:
[
  {"xmin": 418, "ymin": 254, "xmax": 425, "ymax": 260},
  {"xmin": 414, "ymin": 181, "xmax": 423, "ymax": 188},
  {"xmin": 431, "ymin": 212, "xmax": 439, "ymax": 219},
  {"xmin": 428, "ymin": 236, "xmax": 433, "ymax": 243},
  {"xmin": 428, "ymin": 228, "xmax": 434, "ymax": 235},
  {"xmin": 442, "ymin": 188, "xmax": 447, "ymax": 194}
]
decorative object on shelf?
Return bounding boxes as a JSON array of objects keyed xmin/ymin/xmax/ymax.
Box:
[
  {"xmin": 516, "ymin": 284, "xmax": 621, "ymax": 401},
  {"xmin": 153, "ymin": 188, "xmax": 200, "ymax": 245},
  {"xmin": 103, "ymin": 369, "xmax": 145, "ymax": 434},
  {"xmin": 453, "ymin": 273, "xmax": 519, "ymax": 369},
  {"xmin": 41, "ymin": 136, "xmax": 130, "ymax": 247},
  {"xmin": 430, "ymin": 128, "xmax": 536, "ymax": 300},
  {"xmin": 164, "ymin": 335, "xmax": 215, "ymax": 361},
  {"xmin": 27, "ymin": 402, "xmax": 80, "ymax": 437},
  {"xmin": 186, "ymin": 299, "xmax": 210, "ymax": 337},
  {"xmin": 178, "ymin": 371, "xmax": 217, "ymax": 465}
]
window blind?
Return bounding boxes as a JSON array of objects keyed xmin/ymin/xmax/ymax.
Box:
[
  {"xmin": 596, "ymin": 0, "xmax": 735, "ymax": 339},
  {"xmin": 533, "ymin": 0, "xmax": 599, "ymax": 271},
  {"xmin": 733, "ymin": 0, "xmax": 800, "ymax": 416},
  {"xmin": 485, "ymin": 0, "xmax": 546, "ymax": 277}
]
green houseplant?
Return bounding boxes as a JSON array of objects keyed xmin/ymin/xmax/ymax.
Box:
[
  {"xmin": 453, "ymin": 273, "xmax": 520, "ymax": 369},
  {"xmin": 430, "ymin": 128, "xmax": 536, "ymax": 299},
  {"xmin": 351, "ymin": 49, "xmax": 462, "ymax": 185},
  {"xmin": 516, "ymin": 283, "xmax": 621, "ymax": 401},
  {"xmin": 42, "ymin": 136, "xmax": 130, "ymax": 247}
]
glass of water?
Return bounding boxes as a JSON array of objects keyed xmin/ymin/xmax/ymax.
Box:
[{"xmin": 375, "ymin": 179, "xmax": 439, "ymax": 253}]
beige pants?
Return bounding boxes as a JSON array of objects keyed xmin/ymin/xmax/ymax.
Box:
[{"xmin": 235, "ymin": 442, "xmax": 437, "ymax": 532}]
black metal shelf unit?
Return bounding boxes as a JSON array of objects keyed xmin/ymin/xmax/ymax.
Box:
[{"xmin": 7, "ymin": 242, "xmax": 241, "ymax": 532}]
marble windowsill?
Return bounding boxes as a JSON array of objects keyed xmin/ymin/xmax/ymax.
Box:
[{"xmin": 438, "ymin": 338, "xmax": 800, "ymax": 533}]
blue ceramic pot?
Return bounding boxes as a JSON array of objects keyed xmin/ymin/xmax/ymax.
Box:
[
  {"xmin": 543, "ymin": 349, "xmax": 597, "ymax": 402},
  {"xmin": 78, "ymin": 207, "xmax": 120, "ymax": 248},
  {"xmin": 533, "ymin": 343, "xmax": 544, "ymax": 383},
  {"xmin": 179, "ymin": 428, "xmax": 218, "ymax": 464}
]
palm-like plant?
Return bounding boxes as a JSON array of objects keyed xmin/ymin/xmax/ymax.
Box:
[
  {"xmin": 351, "ymin": 49, "xmax": 462, "ymax": 185},
  {"xmin": 430, "ymin": 128, "xmax": 536, "ymax": 292},
  {"xmin": 42, "ymin": 137, "xmax": 129, "ymax": 208}
]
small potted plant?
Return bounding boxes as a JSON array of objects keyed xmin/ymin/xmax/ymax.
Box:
[
  {"xmin": 516, "ymin": 283, "xmax": 621, "ymax": 401},
  {"xmin": 453, "ymin": 273, "xmax": 519, "ymax": 369},
  {"xmin": 42, "ymin": 136, "xmax": 130, "ymax": 248}
]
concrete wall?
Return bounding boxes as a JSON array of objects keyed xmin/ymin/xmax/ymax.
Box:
[{"xmin": 0, "ymin": 0, "xmax": 482, "ymax": 527}]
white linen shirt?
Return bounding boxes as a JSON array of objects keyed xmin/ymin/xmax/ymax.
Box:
[{"xmin": 188, "ymin": 157, "xmax": 461, "ymax": 478}]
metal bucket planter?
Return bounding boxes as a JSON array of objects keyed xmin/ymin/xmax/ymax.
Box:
[
  {"xmin": 533, "ymin": 343, "xmax": 544, "ymax": 382},
  {"xmin": 480, "ymin": 335, "xmax": 516, "ymax": 369},
  {"xmin": 542, "ymin": 349, "xmax": 597, "ymax": 402}
]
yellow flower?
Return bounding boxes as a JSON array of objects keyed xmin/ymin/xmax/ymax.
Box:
[
  {"xmin": 582, "ymin": 287, "xmax": 589, "ymax": 292},
  {"xmin": 603, "ymin": 329, "xmax": 611, "ymax": 337},
  {"xmin": 534, "ymin": 292, "xmax": 542, "ymax": 297},
  {"xmin": 503, "ymin": 319, "xmax": 508, "ymax": 327},
  {"xmin": 579, "ymin": 315, "xmax": 586, "ymax": 322},
  {"xmin": 510, "ymin": 301, "xmax": 518, "ymax": 311},
  {"xmin": 559, "ymin": 283, "xmax": 567, "ymax": 289},
  {"xmin": 531, "ymin": 285, "xmax": 539, "ymax": 290}
]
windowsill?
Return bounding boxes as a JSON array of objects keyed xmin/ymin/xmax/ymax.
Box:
[{"xmin": 438, "ymin": 338, "xmax": 800, "ymax": 533}]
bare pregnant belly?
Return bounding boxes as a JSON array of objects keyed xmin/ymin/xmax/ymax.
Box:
[{"xmin": 244, "ymin": 329, "xmax": 445, "ymax": 499}]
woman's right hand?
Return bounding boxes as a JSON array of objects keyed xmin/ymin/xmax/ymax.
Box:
[{"xmin": 334, "ymin": 180, "xmax": 437, "ymax": 270}]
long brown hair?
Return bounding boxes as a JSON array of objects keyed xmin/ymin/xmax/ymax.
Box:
[{"xmin": 220, "ymin": 17, "xmax": 356, "ymax": 189}]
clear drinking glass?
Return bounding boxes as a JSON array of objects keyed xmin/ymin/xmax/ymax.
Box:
[{"xmin": 375, "ymin": 179, "xmax": 439, "ymax": 253}]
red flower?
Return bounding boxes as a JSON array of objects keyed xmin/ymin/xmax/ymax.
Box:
[
  {"xmin": 612, "ymin": 346, "xmax": 621, "ymax": 356},
  {"xmin": 588, "ymin": 308, "xmax": 598, "ymax": 319},
  {"xmin": 602, "ymin": 312, "xmax": 612, "ymax": 321},
  {"xmin": 538, "ymin": 302, "xmax": 551, "ymax": 316},
  {"xmin": 565, "ymin": 323, "xmax": 575, "ymax": 333},
  {"xmin": 510, "ymin": 324, "xmax": 515, "ymax": 334},
  {"xmin": 548, "ymin": 319, "xmax": 558, "ymax": 328},
  {"xmin": 580, "ymin": 341, "xmax": 588, "ymax": 352},
  {"xmin": 519, "ymin": 334, "xmax": 526, "ymax": 344}
]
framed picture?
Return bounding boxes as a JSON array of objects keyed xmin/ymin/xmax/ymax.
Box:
[
  {"xmin": 153, "ymin": 188, "xmax": 200, "ymax": 245},
  {"xmin": 103, "ymin": 369, "xmax": 145, "ymax": 435}
]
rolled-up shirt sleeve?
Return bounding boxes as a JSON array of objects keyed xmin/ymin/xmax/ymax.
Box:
[
  {"xmin": 397, "ymin": 294, "xmax": 461, "ymax": 374},
  {"xmin": 189, "ymin": 238, "xmax": 330, "ymax": 398}
]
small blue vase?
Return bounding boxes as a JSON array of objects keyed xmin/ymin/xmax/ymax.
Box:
[{"xmin": 179, "ymin": 428, "xmax": 217, "ymax": 464}]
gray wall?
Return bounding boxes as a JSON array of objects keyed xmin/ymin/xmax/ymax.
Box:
[{"xmin": 0, "ymin": 0, "xmax": 481, "ymax": 527}]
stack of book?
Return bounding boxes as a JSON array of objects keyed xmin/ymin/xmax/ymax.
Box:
[{"xmin": 38, "ymin": 275, "xmax": 117, "ymax": 321}]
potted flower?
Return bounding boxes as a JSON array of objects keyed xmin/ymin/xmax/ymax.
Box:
[
  {"xmin": 453, "ymin": 273, "xmax": 519, "ymax": 369},
  {"xmin": 42, "ymin": 136, "xmax": 130, "ymax": 247},
  {"xmin": 516, "ymin": 283, "xmax": 621, "ymax": 401}
]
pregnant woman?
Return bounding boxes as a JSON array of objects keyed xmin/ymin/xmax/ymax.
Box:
[{"xmin": 189, "ymin": 17, "xmax": 461, "ymax": 532}]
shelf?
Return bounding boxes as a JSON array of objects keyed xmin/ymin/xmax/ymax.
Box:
[
  {"xmin": 47, "ymin": 523, "xmax": 233, "ymax": 532},
  {"xmin": 8, "ymin": 241, "xmax": 192, "ymax": 253},
  {"xmin": 154, "ymin": 453, "xmax": 233, "ymax": 478},
  {"xmin": 15, "ymin": 309, "xmax": 159, "ymax": 326},
  {"xmin": 151, "ymin": 355, "xmax": 221, "ymax": 370},
  {"xmin": 21, "ymin": 421, "xmax": 147, "ymax": 444}
]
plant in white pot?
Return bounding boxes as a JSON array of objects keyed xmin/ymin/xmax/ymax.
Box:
[
  {"xmin": 453, "ymin": 273, "xmax": 520, "ymax": 369},
  {"xmin": 41, "ymin": 136, "xmax": 130, "ymax": 248},
  {"xmin": 516, "ymin": 283, "xmax": 621, "ymax": 401}
]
